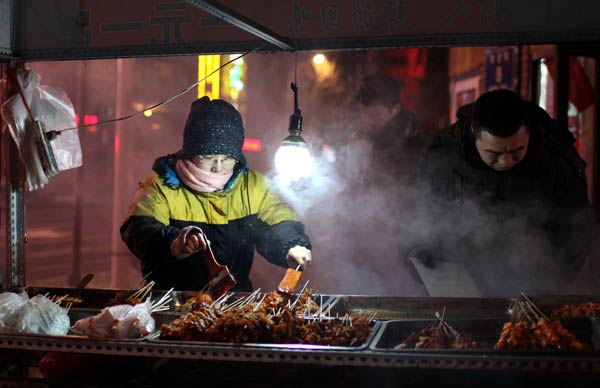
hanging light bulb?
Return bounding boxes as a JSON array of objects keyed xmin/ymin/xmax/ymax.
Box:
[{"xmin": 274, "ymin": 83, "xmax": 313, "ymax": 181}]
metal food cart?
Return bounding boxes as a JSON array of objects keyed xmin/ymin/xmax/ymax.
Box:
[{"xmin": 1, "ymin": 1, "xmax": 600, "ymax": 386}]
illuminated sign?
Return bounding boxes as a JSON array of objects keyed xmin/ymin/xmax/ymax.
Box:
[
  {"xmin": 198, "ymin": 54, "xmax": 221, "ymax": 99},
  {"xmin": 242, "ymin": 138, "xmax": 262, "ymax": 152}
]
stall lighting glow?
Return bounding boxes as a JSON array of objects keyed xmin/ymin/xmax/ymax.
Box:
[
  {"xmin": 143, "ymin": 109, "xmax": 153, "ymax": 117},
  {"xmin": 312, "ymin": 53, "xmax": 325, "ymax": 65},
  {"xmin": 275, "ymin": 83, "xmax": 313, "ymax": 181},
  {"xmin": 275, "ymin": 136, "xmax": 313, "ymax": 180}
]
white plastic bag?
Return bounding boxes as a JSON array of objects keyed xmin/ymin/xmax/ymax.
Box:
[
  {"xmin": 0, "ymin": 292, "xmax": 70, "ymax": 335},
  {"xmin": 1, "ymin": 67, "xmax": 82, "ymax": 190},
  {"xmin": 14, "ymin": 295, "xmax": 70, "ymax": 335},
  {"xmin": 73, "ymin": 299, "xmax": 155, "ymax": 339},
  {"xmin": 0, "ymin": 292, "xmax": 29, "ymax": 332}
]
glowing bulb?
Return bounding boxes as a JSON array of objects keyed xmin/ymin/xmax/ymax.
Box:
[
  {"xmin": 312, "ymin": 53, "xmax": 325, "ymax": 65},
  {"xmin": 143, "ymin": 109, "xmax": 153, "ymax": 117},
  {"xmin": 275, "ymin": 141, "xmax": 313, "ymax": 181}
]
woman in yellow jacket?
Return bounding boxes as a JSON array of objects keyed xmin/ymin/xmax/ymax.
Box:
[{"xmin": 120, "ymin": 97, "xmax": 312, "ymax": 291}]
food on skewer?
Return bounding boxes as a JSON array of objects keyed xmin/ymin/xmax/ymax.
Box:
[
  {"xmin": 293, "ymin": 289, "xmax": 320, "ymax": 316},
  {"xmin": 193, "ymin": 292, "xmax": 214, "ymax": 308},
  {"xmin": 496, "ymin": 295, "xmax": 588, "ymax": 350},
  {"xmin": 551, "ymin": 302, "xmax": 600, "ymax": 318},
  {"xmin": 107, "ymin": 281, "xmax": 156, "ymax": 307},
  {"xmin": 277, "ymin": 267, "xmax": 303, "ymax": 295},
  {"xmin": 177, "ymin": 292, "xmax": 214, "ymax": 312},
  {"xmin": 495, "ymin": 318, "xmax": 586, "ymax": 350},
  {"xmin": 393, "ymin": 311, "xmax": 483, "ymax": 350},
  {"xmin": 262, "ymin": 291, "xmax": 286, "ymax": 311},
  {"xmin": 160, "ymin": 287, "xmax": 373, "ymax": 346},
  {"xmin": 160, "ymin": 305, "xmax": 371, "ymax": 346}
]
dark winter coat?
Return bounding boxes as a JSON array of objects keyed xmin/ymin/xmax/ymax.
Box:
[
  {"xmin": 415, "ymin": 102, "xmax": 595, "ymax": 292},
  {"xmin": 120, "ymin": 156, "xmax": 311, "ymax": 291}
]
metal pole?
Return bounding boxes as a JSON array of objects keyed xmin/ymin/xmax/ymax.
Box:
[
  {"xmin": 110, "ymin": 58, "xmax": 124, "ymax": 287},
  {"xmin": 186, "ymin": 0, "xmax": 294, "ymax": 51},
  {"xmin": 68, "ymin": 61, "xmax": 85, "ymax": 286},
  {"xmin": 3, "ymin": 64, "xmax": 27, "ymax": 288},
  {"xmin": 0, "ymin": 61, "xmax": 5, "ymax": 289}
]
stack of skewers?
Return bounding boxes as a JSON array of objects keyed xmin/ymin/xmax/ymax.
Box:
[
  {"xmin": 495, "ymin": 294, "xmax": 587, "ymax": 350},
  {"xmin": 160, "ymin": 270, "xmax": 376, "ymax": 346}
]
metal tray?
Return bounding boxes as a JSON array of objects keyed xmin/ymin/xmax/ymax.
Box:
[
  {"xmin": 149, "ymin": 311, "xmax": 381, "ymax": 351},
  {"xmin": 370, "ymin": 317, "xmax": 600, "ymax": 353},
  {"xmin": 331, "ymin": 295, "xmax": 513, "ymax": 320}
]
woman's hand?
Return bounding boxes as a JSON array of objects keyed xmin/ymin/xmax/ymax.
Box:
[
  {"xmin": 170, "ymin": 226, "xmax": 209, "ymax": 259},
  {"xmin": 286, "ymin": 245, "xmax": 312, "ymax": 270}
]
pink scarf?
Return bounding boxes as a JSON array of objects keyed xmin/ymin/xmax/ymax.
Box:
[{"xmin": 175, "ymin": 159, "xmax": 233, "ymax": 193}]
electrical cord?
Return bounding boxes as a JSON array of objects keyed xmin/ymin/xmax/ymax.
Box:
[{"xmin": 47, "ymin": 43, "xmax": 267, "ymax": 138}]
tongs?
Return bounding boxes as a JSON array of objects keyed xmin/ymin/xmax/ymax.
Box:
[{"xmin": 182, "ymin": 227, "xmax": 236, "ymax": 299}]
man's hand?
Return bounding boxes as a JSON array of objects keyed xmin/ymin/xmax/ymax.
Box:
[
  {"xmin": 286, "ymin": 245, "xmax": 312, "ymax": 270},
  {"xmin": 170, "ymin": 226, "xmax": 209, "ymax": 259}
]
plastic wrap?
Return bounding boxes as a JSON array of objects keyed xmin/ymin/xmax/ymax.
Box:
[
  {"xmin": 0, "ymin": 292, "xmax": 70, "ymax": 335},
  {"xmin": 0, "ymin": 292, "xmax": 29, "ymax": 332},
  {"xmin": 14, "ymin": 295, "xmax": 71, "ymax": 335},
  {"xmin": 73, "ymin": 299, "xmax": 155, "ymax": 339},
  {"xmin": 1, "ymin": 67, "xmax": 82, "ymax": 190}
]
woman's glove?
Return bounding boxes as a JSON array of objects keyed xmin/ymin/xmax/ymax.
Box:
[
  {"xmin": 286, "ymin": 245, "xmax": 312, "ymax": 270},
  {"xmin": 170, "ymin": 226, "xmax": 209, "ymax": 259}
]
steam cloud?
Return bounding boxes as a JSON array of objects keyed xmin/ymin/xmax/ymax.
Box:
[{"xmin": 257, "ymin": 54, "xmax": 597, "ymax": 297}]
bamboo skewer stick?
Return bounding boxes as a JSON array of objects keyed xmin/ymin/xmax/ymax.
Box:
[
  {"xmin": 128, "ymin": 280, "xmax": 155, "ymax": 302},
  {"xmin": 210, "ymin": 292, "xmax": 232, "ymax": 309},
  {"xmin": 521, "ymin": 293, "xmax": 550, "ymax": 321},
  {"xmin": 289, "ymin": 281, "xmax": 310, "ymax": 310},
  {"xmin": 253, "ymin": 293, "xmax": 268, "ymax": 312},
  {"xmin": 151, "ymin": 288, "xmax": 174, "ymax": 312}
]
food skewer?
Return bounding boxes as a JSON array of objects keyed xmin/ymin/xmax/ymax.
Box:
[{"xmin": 277, "ymin": 265, "xmax": 303, "ymax": 295}]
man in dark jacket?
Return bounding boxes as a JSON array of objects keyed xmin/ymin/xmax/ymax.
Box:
[
  {"xmin": 341, "ymin": 73, "xmax": 424, "ymax": 185},
  {"xmin": 120, "ymin": 97, "xmax": 312, "ymax": 292},
  {"xmin": 414, "ymin": 89, "xmax": 595, "ymax": 295},
  {"xmin": 313, "ymin": 73, "xmax": 427, "ymax": 295}
]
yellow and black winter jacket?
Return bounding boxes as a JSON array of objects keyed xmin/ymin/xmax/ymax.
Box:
[{"xmin": 120, "ymin": 156, "xmax": 311, "ymax": 291}]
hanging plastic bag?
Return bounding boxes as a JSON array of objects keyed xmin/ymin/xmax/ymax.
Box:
[{"xmin": 1, "ymin": 67, "xmax": 82, "ymax": 191}]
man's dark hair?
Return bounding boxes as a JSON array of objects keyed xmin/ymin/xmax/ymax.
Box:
[
  {"xmin": 471, "ymin": 89, "xmax": 530, "ymax": 138},
  {"xmin": 356, "ymin": 73, "xmax": 402, "ymax": 109}
]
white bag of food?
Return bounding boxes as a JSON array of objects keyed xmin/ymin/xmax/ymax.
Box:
[
  {"xmin": 0, "ymin": 292, "xmax": 29, "ymax": 332},
  {"xmin": 73, "ymin": 299, "xmax": 155, "ymax": 339},
  {"xmin": 13, "ymin": 294, "xmax": 70, "ymax": 335}
]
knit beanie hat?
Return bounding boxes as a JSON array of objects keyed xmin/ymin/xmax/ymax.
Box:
[{"xmin": 178, "ymin": 96, "xmax": 246, "ymax": 165}]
